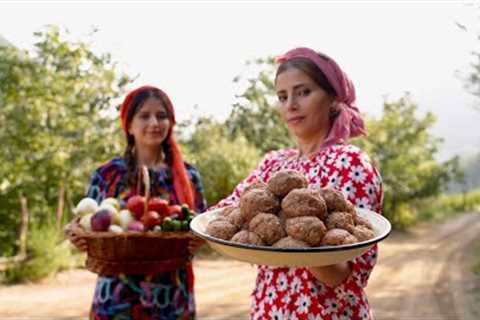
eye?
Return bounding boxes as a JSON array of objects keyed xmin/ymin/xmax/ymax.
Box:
[
  {"xmin": 139, "ymin": 113, "xmax": 150, "ymax": 120},
  {"xmin": 277, "ymin": 95, "xmax": 287, "ymax": 103},
  {"xmin": 298, "ymin": 88, "xmax": 311, "ymax": 97},
  {"xmin": 156, "ymin": 113, "xmax": 168, "ymax": 120}
]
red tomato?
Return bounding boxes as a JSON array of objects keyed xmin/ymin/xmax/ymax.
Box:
[
  {"xmin": 167, "ymin": 205, "xmax": 183, "ymax": 219},
  {"xmin": 148, "ymin": 197, "xmax": 169, "ymax": 216},
  {"xmin": 141, "ymin": 211, "xmax": 162, "ymax": 230},
  {"xmin": 126, "ymin": 195, "xmax": 146, "ymax": 219}
]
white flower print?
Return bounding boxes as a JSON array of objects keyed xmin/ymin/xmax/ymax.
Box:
[
  {"xmin": 324, "ymin": 298, "xmax": 340, "ymax": 314},
  {"xmin": 359, "ymin": 153, "xmax": 373, "ymax": 171},
  {"xmin": 308, "ymin": 314, "xmax": 322, "ymax": 320},
  {"xmin": 335, "ymin": 153, "xmax": 352, "ymax": 170},
  {"xmin": 334, "ymin": 286, "xmax": 347, "ymax": 299},
  {"xmin": 349, "ymin": 165, "xmax": 366, "ymax": 184},
  {"xmin": 341, "ymin": 181, "xmax": 357, "ymax": 200},
  {"xmin": 355, "ymin": 197, "xmax": 371, "ymax": 210},
  {"xmin": 325, "ymin": 152, "xmax": 336, "ymax": 165},
  {"xmin": 363, "ymin": 183, "xmax": 376, "ymax": 200},
  {"xmin": 346, "ymin": 290, "xmax": 358, "ymax": 306},
  {"xmin": 256, "ymin": 281, "xmax": 265, "ymax": 299},
  {"xmin": 265, "ymin": 270, "xmax": 274, "ymax": 283},
  {"xmin": 281, "ymin": 293, "xmax": 291, "ymax": 305},
  {"xmin": 290, "ymin": 276, "xmax": 303, "ymax": 294},
  {"xmin": 265, "ymin": 285, "xmax": 278, "ymax": 304},
  {"xmin": 276, "ymin": 273, "xmax": 288, "ymax": 292},
  {"xmin": 295, "ymin": 294, "xmax": 312, "ymax": 314},
  {"xmin": 309, "ymin": 166, "xmax": 320, "ymax": 177},
  {"xmin": 301, "ymin": 270, "xmax": 310, "ymax": 280},
  {"xmin": 288, "ymin": 312, "xmax": 299, "ymax": 320},
  {"xmin": 269, "ymin": 305, "xmax": 286, "ymax": 320},
  {"xmin": 339, "ymin": 307, "xmax": 354, "ymax": 320},
  {"xmin": 327, "ymin": 171, "xmax": 341, "ymax": 188},
  {"xmin": 257, "ymin": 300, "xmax": 265, "ymax": 316},
  {"xmin": 359, "ymin": 305, "xmax": 370, "ymax": 320}
]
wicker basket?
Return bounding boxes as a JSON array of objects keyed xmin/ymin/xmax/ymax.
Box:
[{"xmin": 77, "ymin": 165, "xmax": 196, "ymax": 276}]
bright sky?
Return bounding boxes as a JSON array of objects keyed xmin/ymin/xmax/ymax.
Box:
[{"xmin": 1, "ymin": 1, "xmax": 480, "ymax": 160}]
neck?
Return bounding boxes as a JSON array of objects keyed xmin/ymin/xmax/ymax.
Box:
[
  {"xmin": 296, "ymin": 129, "xmax": 329, "ymax": 159},
  {"xmin": 135, "ymin": 146, "xmax": 165, "ymax": 169}
]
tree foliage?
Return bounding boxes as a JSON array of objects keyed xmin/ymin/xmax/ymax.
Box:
[{"xmin": 0, "ymin": 26, "xmax": 132, "ymax": 255}]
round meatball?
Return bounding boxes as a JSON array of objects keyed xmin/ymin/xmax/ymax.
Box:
[
  {"xmin": 325, "ymin": 211, "xmax": 355, "ymax": 233},
  {"xmin": 230, "ymin": 230, "xmax": 265, "ymax": 246},
  {"xmin": 240, "ymin": 189, "xmax": 280, "ymax": 222},
  {"xmin": 248, "ymin": 213, "xmax": 285, "ymax": 245},
  {"xmin": 281, "ymin": 188, "xmax": 327, "ymax": 220},
  {"xmin": 285, "ymin": 216, "xmax": 327, "ymax": 247},
  {"xmin": 272, "ymin": 236, "xmax": 310, "ymax": 249},
  {"xmin": 317, "ymin": 188, "xmax": 355, "ymax": 213},
  {"xmin": 205, "ymin": 219, "xmax": 238, "ymax": 240},
  {"xmin": 224, "ymin": 207, "xmax": 245, "ymax": 229},
  {"xmin": 321, "ymin": 228, "xmax": 358, "ymax": 246},
  {"xmin": 243, "ymin": 180, "xmax": 268, "ymax": 195},
  {"xmin": 267, "ymin": 169, "xmax": 308, "ymax": 198},
  {"xmin": 354, "ymin": 214, "xmax": 373, "ymax": 230},
  {"xmin": 352, "ymin": 225, "xmax": 375, "ymax": 242},
  {"xmin": 218, "ymin": 205, "xmax": 238, "ymax": 218}
]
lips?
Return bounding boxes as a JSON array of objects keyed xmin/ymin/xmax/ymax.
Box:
[{"xmin": 287, "ymin": 116, "xmax": 305, "ymax": 124}]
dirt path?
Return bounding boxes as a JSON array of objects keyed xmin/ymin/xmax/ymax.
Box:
[{"xmin": 0, "ymin": 211, "xmax": 479, "ymax": 319}]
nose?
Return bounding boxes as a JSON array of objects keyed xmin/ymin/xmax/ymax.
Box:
[
  {"xmin": 286, "ymin": 95, "xmax": 298, "ymax": 111},
  {"xmin": 148, "ymin": 115, "xmax": 159, "ymax": 126}
]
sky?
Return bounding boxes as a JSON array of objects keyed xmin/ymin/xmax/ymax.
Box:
[{"xmin": 1, "ymin": 1, "xmax": 480, "ymax": 160}]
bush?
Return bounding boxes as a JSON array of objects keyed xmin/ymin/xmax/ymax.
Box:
[
  {"xmin": 2, "ymin": 223, "xmax": 78, "ymax": 284},
  {"xmin": 416, "ymin": 189, "xmax": 480, "ymax": 222}
]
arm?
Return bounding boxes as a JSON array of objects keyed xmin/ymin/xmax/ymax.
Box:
[{"xmin": 309, "ymin": 147, "xmax": 384, "ymax": 288}]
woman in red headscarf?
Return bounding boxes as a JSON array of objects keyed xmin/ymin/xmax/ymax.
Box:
[
  {"xmin": 212, "ymin": 48, "xmax": 383, "ymax": 319},
  {"xmin": 66, "ymin": 86, "xmax": 207, "ymax": 319}
]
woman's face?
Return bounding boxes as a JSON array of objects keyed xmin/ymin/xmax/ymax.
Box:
[
  {"xmin": 275, "ymin": 67, "xmax": 334, "ymax": 141},
  {"xmin": 128, "ymin": 97, "xmax": 171, "ymax": 149}
]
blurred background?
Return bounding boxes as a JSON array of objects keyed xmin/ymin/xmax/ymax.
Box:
[{"xmin": 0, "ymin": 1, "xmax": 479, "ymax": 319}]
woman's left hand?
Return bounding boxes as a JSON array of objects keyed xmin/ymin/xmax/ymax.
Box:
[
  {"xmin": 307, "ymin": 262, "xmax": 351, "ymax": 287},
  {"xmin": 188, "ymin": 237, "xmax": 206, "ymax": 254}
]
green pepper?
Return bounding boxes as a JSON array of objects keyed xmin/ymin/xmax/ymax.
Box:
[
  {"xmin": 181, "ymin": 220, "xmax": 190, "ymax": 231},
  {"xmin": 162, "ymin": 217, "xmax": 173, "ymax": 231},
  {"xmin": 171, "ymin": 219, "xmax": 182, "ymax": 231}
]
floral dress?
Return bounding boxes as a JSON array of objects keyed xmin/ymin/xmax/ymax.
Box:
[
  {"xmin": 215, "ymin": 144, "xmax": 383, "ymax": 320},
  {"xmin": 86, "ymin": 157, "xmax": 207, "ymax": 320}
]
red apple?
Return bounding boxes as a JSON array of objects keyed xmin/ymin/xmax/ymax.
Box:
[
  {"xmin": 148, "ymin": 198, "xmax": 169, "ymax": 216},
  {"xmin": 91, "ymin": 209, "xmax": 112, "ymax": 232},
  {"xmin": 141, "ymin": 211, "xmax": 162, "ymax": 230},
  {"xmin": 126, "ymin": 195, "xmax": 146, "ymax": 219}
]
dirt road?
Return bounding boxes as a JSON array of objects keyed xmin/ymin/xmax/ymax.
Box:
[{"xmin": 0, "ymin": 211, "xmax": 479, "ymax": 319}]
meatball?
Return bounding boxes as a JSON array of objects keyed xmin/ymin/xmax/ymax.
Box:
[
  {"xmin": 242, "ymin": 180, "xmax": 268, "ymax": 195},
  {"xmin": 325, "ymin": 211, "xmax": 355, "ymax": 233},
  {"xmin": 248, "ymin": 213, "xmax": 285, "ymax": 245},
  {"xmin": 224, "ymin": 207, "xmax": 245, "ymax": 229},
  {"xmin": 230, "ymin": 230, "xmax": 265, "ymax": 246},
  {"xmin": 240, "ymin": 188, "xmax": 280, "ymax": 222},
  {"xmin": 267, "ymin": 169, "xmax": 308, "ymax": 198},
  {"xmin": 352, "ymin": 225, "xmax": 375, "ymax": 242},
  {"xmin": 205, "ymin": 219, "xmax": 238, "ymax": 240},
  {"xmin": 321, "ymin": 228, "xmax": 358, "ymax": 245},
  {"xmin": 272, "ymin": 236, "xmax": 310, "ymax": 249},
  {"xmin": 281, "ymin": 188, "xmax": 327, "ymax": 220},
  {"xmin": 354, "ymin": 215, "xmax": 373, "ymax": 230},
  {"xmin": 218, "ymin": 205, "xmax": 238, "ymax": 218},
  {"xmin": 285, "ymin": 216, "xmax": 327, "ymax": 247},
  {"xmin": 277, "ymin": 210, "xmax": 287, "ymax": 227},
  {"xmin": 317, "ymin": 188, "xmax": 355, "ymax": 213}
]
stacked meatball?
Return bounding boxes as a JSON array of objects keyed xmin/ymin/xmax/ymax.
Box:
[{"xmin": 205, "ymin": 170, "xmax": 375, "ymax": 248}]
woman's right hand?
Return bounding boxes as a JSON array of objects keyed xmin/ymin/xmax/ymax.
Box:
[{"xmin": 64, "ymin": 220, "xmax": 88, "ymax": 252}]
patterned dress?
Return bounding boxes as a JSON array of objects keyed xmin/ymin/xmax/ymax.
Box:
[
  {"xmin": 215, "ymin": 144, "xmax": 383, "ymax": 320},
  {"xmin": 86, "ymin": 157, "xmax": 207, "ymax": 320}
]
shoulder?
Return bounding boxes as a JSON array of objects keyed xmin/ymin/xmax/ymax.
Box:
[
  {"xmin": 260, "ymin": 149, "xmax": 297, "ymax": 167},
  {"xmin": 92, "ymin": 157, "xmax": 127, "ymax": 180},
  {"xmin": 326, "ymin": 144, "xmax": 376, "ymax": 168},
  {"xmin": 183, "ymin": 161, "xmax": 203, "ymax": 182}
]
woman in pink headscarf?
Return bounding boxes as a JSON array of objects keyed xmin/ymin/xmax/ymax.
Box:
[{"xmin": 214, "ymin": 47, "xmax": 383, "ymax": 319}]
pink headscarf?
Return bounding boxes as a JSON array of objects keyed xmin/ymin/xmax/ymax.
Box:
[{"xmin": 276, "ymin": 47, "xmax": 366, "ymax": 148}]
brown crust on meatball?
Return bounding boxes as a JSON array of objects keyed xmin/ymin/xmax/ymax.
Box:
[
  {"xmin": 242, "ymin": 180, "xmax": 268, "ymax": 196},
  {"xmin": 230, "ymin": 230, "xmax": 265, "ymax": 246},
  {"xmin": 248, "ymin": 213, "xmax": 285, "ymax": 245},
  {"xmin": 285, "ymin": 216, "xmax": 327, "ymax": 247},
  {"xmin": 267, "ymin": 169, "xmax": 308, "ymax": 198},
  {"xmin": 354, "ymin": 215, "xmax": 373, "ymax": 230},
  {"xmin": 317, "ymin": 188, "xmax": 355, "ymax": 214},
  {"xmin": 281, "ymin": 188, "xmax": 327, "ymax": 220},
  {"xmin": 240, "ymin": 189, "xmax": 280, "ymax": 222},
  {"xmin": 325, "ymin": 211, "xmax": 355, "ymax": 233},
  {"xmin": 272, "ymin": 236, "xmax": 310, "ymax": 249},
  {"xmin": 352, "ymin": 225, "xmax": 375, "ymax": 242},
  {"xmin": 206, "ymin": 219, "xmax": 238, "ymax": 240},
  {"xmin": 224, "ymin": 207, "xmax": 245, "ymax": 229},
  {"xmin": 321, "ymin": 228, "xmax": 358, "ymax": 245}
]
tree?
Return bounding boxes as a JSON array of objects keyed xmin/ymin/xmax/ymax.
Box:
[
  {"xmin": 226, "ymin": 58, "xmax": 293, "ymax": 154},
  {"xmin": 179, "ymin": 117, "xmax": 261, "ymax": 206},
  {"xmin": 353, "ymin": 95, "xmax": 460, "ymax": 227},
  {"xmin": 0, "ymin": 26, "xmax": 132, "ymax": 256}
]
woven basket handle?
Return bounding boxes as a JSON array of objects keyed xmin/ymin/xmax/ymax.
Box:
[{"xmin": 142, "ymin": 165, "xmax": 150, "ymax": 217}]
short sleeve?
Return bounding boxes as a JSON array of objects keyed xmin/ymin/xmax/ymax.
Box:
[{"xmin": 186, "ymin": 164, "xmax": 207, "ymax": 213}]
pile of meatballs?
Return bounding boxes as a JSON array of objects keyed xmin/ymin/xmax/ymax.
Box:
[{"xmin": 206, "ymin": 169, "xmax": 375, "ymax": 249}]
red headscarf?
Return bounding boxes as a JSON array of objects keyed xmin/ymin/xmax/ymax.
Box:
[
  {"xmin": 119, "ymin": 85, "xmax": 195, "ymax": 209},
  {"xmin": 276, "ymin": 47, "xmax": 366, "ymax": 148}
]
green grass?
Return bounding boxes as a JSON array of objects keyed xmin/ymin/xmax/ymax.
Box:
[{"xmin": 473, "ymin": 241, "xmax": 480, "ymax": 276}]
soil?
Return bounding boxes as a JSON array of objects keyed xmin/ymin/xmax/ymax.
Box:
[{"xmin": 0, "ymin": 211, "xmax": 479, "ymax": 320}]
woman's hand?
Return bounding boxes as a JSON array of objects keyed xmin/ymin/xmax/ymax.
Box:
[
  {"xmin": 188, "ymin": 237, "xmax": 206, "ymax": 255},
  {"xmin": 64, "ymin": 220, "xmax": 88, "ymax": 252},
  {"xmin": 307, "ymin": 262, "xmax": 351, "ymax": 287}
]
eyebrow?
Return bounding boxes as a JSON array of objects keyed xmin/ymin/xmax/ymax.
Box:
[{"xmin": 276, "ymin": 83, "xmax": 310, "ymax": 93}]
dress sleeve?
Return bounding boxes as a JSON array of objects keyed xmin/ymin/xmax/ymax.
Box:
[
  {"xmin": 187, "ymin": 165, "xmax": 208, "ymax": 213},
  {"xmin": 210, "ymin": 151, "xmax": 278, "ymax": 210},
  {"xmin": 86, "ymin": 169, "xmax": 107, "ymax": 204},
  {"xmin": 328, "ymin": 146, "xmax": 383, "ymax": 290}
]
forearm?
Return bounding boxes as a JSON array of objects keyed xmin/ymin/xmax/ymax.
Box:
[{"xmin": 308, "ymin": 261, "xmax": 351, "ymax": 287}]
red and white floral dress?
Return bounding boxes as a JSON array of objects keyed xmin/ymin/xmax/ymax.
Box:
[{"xmin": 215, "ymin": 144, "xmax": 383, "ymax": 320}]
